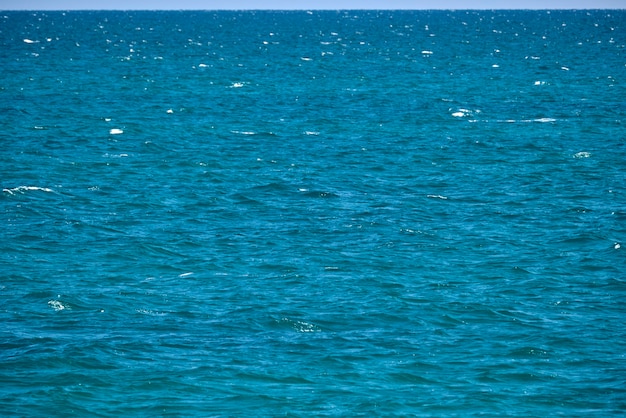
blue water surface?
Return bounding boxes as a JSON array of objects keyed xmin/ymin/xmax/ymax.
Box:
[{"xmin": 1, "ymin": 9, "xmax": 625, "ymax": 416}]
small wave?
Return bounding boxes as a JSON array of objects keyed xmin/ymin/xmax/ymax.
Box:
[
  {"xmin": 468, "ymin": 118, "xmax": 558, "ymax": 124},
  {"xmin": 102, "ymin": 153, "xmax": 129, "ymax": 158},
  {"xmin": 302, "ymin": 190, "xmax": 339, "ymax": 198},
  {"xmin": 136, "ymin": 308, "xmax": 167, "ymax": 316},
  {"xmin": 3, "ymin": 186, "xmax": 53, "ymax": 195}
]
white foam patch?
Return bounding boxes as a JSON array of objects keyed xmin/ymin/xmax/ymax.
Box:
[{"xmin": 109, "ymin": 128, "xmax": 123, "ymax": 135}]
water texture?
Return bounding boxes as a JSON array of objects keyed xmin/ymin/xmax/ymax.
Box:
[{"xmin": 1, "ymin": 9, "xmax": 625, "ymax": 416}]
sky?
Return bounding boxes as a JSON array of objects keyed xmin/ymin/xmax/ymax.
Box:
[{"xmin": 0, "ymin": 0, "xmax": 624, "ymax": 9}]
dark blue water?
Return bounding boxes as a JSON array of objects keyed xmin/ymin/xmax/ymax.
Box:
[{"xmin": 1, "ymin": 10, "xmax": 625, "ymax": 416}]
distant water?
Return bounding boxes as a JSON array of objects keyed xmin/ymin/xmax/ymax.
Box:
[{"xmin": 1, "ymin": 9, "xmax": 625, "ymax": 416}]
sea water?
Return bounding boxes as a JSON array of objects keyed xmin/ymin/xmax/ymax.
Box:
[{"xmin": 1, "ymin": 9, "xmax": 625, "ymax": 416}]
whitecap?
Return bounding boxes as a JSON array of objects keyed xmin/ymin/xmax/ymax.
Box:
[
  {"xmin": 292, "ymin": 320, "xmax": 321, "ymax": 333},
  {"xmin": 109, "ymin": 128, "xmax": 123, "ymax": 135},
  {"xmin": 451, "ymin": 108, "xmax": 476, "ymax": 118},
  {"xmin": 48, "ymin": 300, "xmax": 68, "ymax": 311},
  {"xmin": 492, "ymin": 64, "xmax": 500, "ymax": 68},
  {"xmin": 573, "ymin": 151, "xmax": 591, "ymax": 158},
  {"xmin": 561, "ymin": 66, "xmax": 570, "ymax": 71},
  {"xmin": 278, "ymin": 317, "xmax": 322, "ymax": 333},
  {"xmin": 534, "ymin": 118, "xmax": 556, "ymax": 123},
  {"xmin": 230, "ymin": 82, "xmax": 244, "ymax": 88},
  {"xmin": 23, "ymin": 38, "xmax": 36, "ymax": 43},
  {"xmin": 300, "ymin": 57, "xmax": 313, "ymax": 61},
  {"xmin": 304, "ymin": 131, "xmax": 320, "ymax": 136},
  {"xmin": 534, "ymin": 81, "xmax": 546, "ymax": 86},
  {"xmin": 421, "ymin": 50, "xmax": 433, "ymax": 55},
  {"xmin": 427, "ymin": 194, "xmax": 448, "ymax": 200},
  {"xmin": 178, "ymin": 272, "xmax": 194, "ymax": 278},
  {"xmin": 615, "ymin": 243, "xmax": 621, "ymax": 250},
  {"xmin": 166, "ymin": 109, "xmax": 174, "ymax": 114},
  {"xmin": 3, "ymin": 186, "xmax": 53, "ymax": 195}
]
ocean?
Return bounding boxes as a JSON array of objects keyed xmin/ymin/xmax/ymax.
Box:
[{"xmin": 1, "ymin": 9, "xmax": 625, "ymax": 416}]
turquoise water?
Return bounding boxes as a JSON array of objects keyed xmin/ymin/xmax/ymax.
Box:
[{"xmin": 1, "ymin": 10, "xmax": 625, "ymax": 416}]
